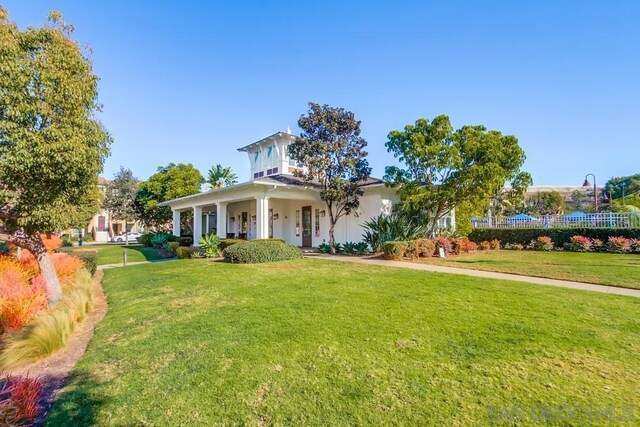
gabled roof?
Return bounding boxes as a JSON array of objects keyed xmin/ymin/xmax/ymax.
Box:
[{"xmin": 237, "ymin": 132, "xmax": 296, "ymax": 152}]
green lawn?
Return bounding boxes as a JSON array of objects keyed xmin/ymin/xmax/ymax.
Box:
[
  {"xmin": 425, "ymin": 250, "xmax": 640, "ymax": 289},
  {"xmin": 47, "ymin": 259, "xmax": 640, "ymax": 425},
  {"xmin": 66, "ymin": 244, "xmax": 165, "ymax": 265}
]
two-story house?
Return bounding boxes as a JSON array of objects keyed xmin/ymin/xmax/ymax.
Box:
[{"xmin": 159, "ymin": 130, "xmax": 403, "ymax": 247}]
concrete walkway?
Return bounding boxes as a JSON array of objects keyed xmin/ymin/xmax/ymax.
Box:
[
  {"xmin": 311, "ymin": 254, "xmax": 640, "ymax": 298},
  {"xmin": 98, "ymin": 258, "xmax": 176, "ymax": 270}
]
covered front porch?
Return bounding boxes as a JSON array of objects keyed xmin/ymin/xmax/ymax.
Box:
[{"xmin": 166, "ymin": 183, "xmax": 328, "ymax": 247}]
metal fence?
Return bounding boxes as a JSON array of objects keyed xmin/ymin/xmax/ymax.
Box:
[{"xmin": 471, "ymin": 212, "xmax": 640, "ymax": 229}]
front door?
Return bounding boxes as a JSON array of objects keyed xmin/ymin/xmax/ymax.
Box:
[{"xmin": 302, "ymin": 206, "xmax": 312, "ymax": 247}]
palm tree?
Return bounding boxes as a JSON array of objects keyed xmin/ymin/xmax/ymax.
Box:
[{"xmin": 207, "ymin": 164, "xmax": 238, "ymax": 189}]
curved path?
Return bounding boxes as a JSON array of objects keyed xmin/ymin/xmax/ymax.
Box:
[{"xmin": 311, "ymin": 254, "xmax": 640, "ymax": 298}]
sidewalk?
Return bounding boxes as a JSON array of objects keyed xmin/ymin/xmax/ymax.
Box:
[
  {"xmin": 312, "ymin": 254, "xmax": 640, "ymax": 298},
  {"xmin": 98, "ymin": 258, "xmax": 176, "ymax": 270}
]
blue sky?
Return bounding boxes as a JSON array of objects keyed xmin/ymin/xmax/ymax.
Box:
[{"xmin": 4, "ymin": 1, "xmax": 639, "ymax": 186}]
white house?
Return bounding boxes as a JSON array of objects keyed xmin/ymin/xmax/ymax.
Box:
[{"xmin": 159, "ymin": 130, "xmax": 454, "ymax": 247}]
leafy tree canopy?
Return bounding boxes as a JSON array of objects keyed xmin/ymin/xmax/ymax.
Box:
[
  {"xmin": 0, "ymin": 8, "xmax": 111, "ymax": 303},
  {"xmin": 103, "ymin": 167, "xmax": 138, "ymax": 226},
  {"xmin": 604, "ymin": 174, "xmax": 640, "ymax": 200},
  {"xmin": 384, "ymin": 115, "xmax": 530, "ymax": 235},
  {"xmin": 135, "ymin": 163, "xmax": 203, "ymax": 229},
  {"xmin": 289, "ymin": 102, "xmax": 371, "ymax": 252},
  {"xmin": 523, "ymin": 191, "xmax": 565, "ymax": 215}
]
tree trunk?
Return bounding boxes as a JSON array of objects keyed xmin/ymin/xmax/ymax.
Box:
[
  {"xmin": 37, "ymin": 250, "xmax": 62, "ymax": 305},
  {"xmin": 328, "ymin": 222, "xmax": 336, "ymax": 254},
  {"xmin": 5, "ymin": 229, "xmax": 62, "ymax": 305},
  {"xmin": 125, "ymin": 220, "xmax": 129, "ymax": 246}
]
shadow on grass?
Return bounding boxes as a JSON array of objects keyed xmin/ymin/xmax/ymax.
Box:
[
  {"xmin": 43, "ymin": 372, "xmax": 108, "ymax": 426},
  {"xmin": 112, "ymin": 244, "xmax": 164, "ymax": 261}
]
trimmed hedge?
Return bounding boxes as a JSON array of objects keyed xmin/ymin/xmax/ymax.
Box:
[
  {"xmin": 176, "ymin": 246, "xmax": 200, "ymax": 259},
  {"xmin": 223, "ymin": 240, "xmax": 302, "ymax": 263},
  {"xmin": 383, "ymin": 241, "xmax": 408, "ymax": 260},
  {"xmin": 219, "ymin": 238, "xmax": 285, "ymax": 251},
  {"xmin": 469, "ymin": 228, "xmax": 640, "ymax": 246}
]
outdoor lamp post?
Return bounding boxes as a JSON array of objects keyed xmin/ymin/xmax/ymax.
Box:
[{"xmin": 582, "ymin": 173, "xmax": 598, "ymax": 212}]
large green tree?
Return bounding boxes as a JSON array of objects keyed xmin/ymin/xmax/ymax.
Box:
[
  {"xmin": 289, "ymin": 103, "xmax": 371, "ymax": 252},
  {"xmin": 524, "ymin": 191, "xmax": 565, "ymax": 215},
  {"xmin": 135, "ymin": 163, "xmax": 203, "ymax": 230},
  {"xmin": 385, "ymin": 115, "xmax": 530, "ymax": 236},
  {"xmin": 102, "ymin": 167, "xmax": 138, "ymax": 244},
  {"xmin": 0, "ymin": 9, "xmax": 111, "ymax": 303},
  {"xmin": 207, "ymin": 164, "xmax": 238, "ymax": 189},
  {"xmin": 603, "ymin": 174, "xmax": 640, "ymax": 200}
]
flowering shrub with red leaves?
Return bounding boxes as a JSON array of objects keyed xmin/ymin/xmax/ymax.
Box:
[
  {"xmin": 478, "ymin": 241, "xmax": 491, "ymax": 251},
  {"xmin": 606, "ymin": 236, "xmax": 631, "ymax": 254},
  {"xmin": 0, "ymin": 253, "xmax": 84, "ymax": 333},
  {"xmin": 0, "ymin": 376, "xmax": 43, "ymax": 425},
  {"xmin": 434, "ymin": 237, "xmax": 453, "ymax": 254},
  {"xmin": 489, "ymin": 239, "xmax": 501, "ymax": 250},
  {"xmin": 0, "ymin": 258, "xmax": 48, "ymax": 333},
  {"xmin": 530, "ymin": 236, "xmax": 553, "ymax": 251},
  {"xmin": 568, "ymin": 235, "xmax": 592, "ymax": 252},
  {"xmin": 631, "ymin": 239, "xmax": 640, "ymax": 254}
]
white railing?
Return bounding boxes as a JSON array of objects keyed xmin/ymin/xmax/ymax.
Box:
[{"xmin": 472, "ymin": 212, "xmax": 640, "ymax": 229}]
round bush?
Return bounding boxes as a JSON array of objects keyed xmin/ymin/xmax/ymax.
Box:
[{"xmin": 223, "ymin": 240, "xmax": 302, "ymax": 263}]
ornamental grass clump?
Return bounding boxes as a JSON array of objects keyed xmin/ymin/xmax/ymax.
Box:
[
  {"xmin": 0, "ymin": 375, "xmax": 44, "ymax": 426},
  {"xmin": 0, "ymin": 269, "xmax": 93, "ymax": 370}
]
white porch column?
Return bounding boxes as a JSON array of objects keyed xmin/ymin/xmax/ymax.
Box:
[
  {"xmin": 193, "ymin": 206, "xmax": 203, "ymax": 246},
  {"xmin": 255, "ymin": 196, "xmax": 269, "ymax": 240},
  {"xmin": 172, "ymin": 209, "xmax": 181, "ymax": 237},
  {"xmin": 216, "ymin": 202, "xmax": 227, "ymax": 239}
]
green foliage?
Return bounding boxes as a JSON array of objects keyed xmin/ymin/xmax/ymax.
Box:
[
  {"xmin": 384, "ymin": 115, "xmax": 530, "ymax": 235},
  {"xmin": 0, "ymin": 269, "xmax": 93, "ymax": 370},
  {"xmin": 0, "ymin": 9, "xmax": 112, "ymax": 235},
  {"xmin": 71, "ymin": 251, "xmax": 97, "ymax": 275},
  {"xmin": 206, "ymin": 164, "xmax": 238, "ymax": 189},
  {"xmin": 149, "ymin": 233, "xmax": 169, "ymax": 248},
  {"xmin": 382, "ymin": 241, "xmax": 408, "ymax": 260},
  {"xmin": 0, "ymin": 241, "xmax": 8, "ymax": 256},
  {"xmin": 289, "ymin": 103, "xmax": 371, "ymax": 251},
  {"xmin": 135, "ymin": 163, "xmax": 204, "ymax": 229},
  {"xmin": 524, "ymin": 191, "xmax": 565, "ymax": 215},
  {"xmin": 218, "ymin": 238, "xmax": 284, "ymax": 251},
  {"xmin": 176, "ymin": 246, "xmax": 200, "ymax": 259},
  {"xmin": 603, "ymin": 174, "xmax": 640, "ymax": 200},
  {"xmin": 362, "ymin": 213, "xmax": 425, "ymax": 252},
  {"xmin": 318, "ymin": 242, "xmax": 331, "ymax": 254},
  {"xmin": 354, "ymin": 242, "xmax": 369, "ymax": 255},
  {"xmin": 167, "ymin": 242, "xmax": 179, "ymax": 256},
  {"xmin": 469, "ymin": 228, "xmax": 640, "ymax": 247},
  {"xmin": 102, "ymin": 167, "xmax": 138, "ymax": 225},
  {"xmin": 199, "ymin": 234, "xmax": 221, "ymax": 258},
  {"xmin": 342, "ymin": 241, "xmax": 357, "ymax": 254},
  {"xmin": 223, "ymin": 240, "xmax": 303, "ymax": 263}
]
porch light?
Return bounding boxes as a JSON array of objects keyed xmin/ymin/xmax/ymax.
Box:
[
  {"xmin": 273, "ymin": 213, "xmax": 279, "ymax": 220},
  {"xmin": 319, "ymin": 210, "xmax": 326, "ymax": 217}
]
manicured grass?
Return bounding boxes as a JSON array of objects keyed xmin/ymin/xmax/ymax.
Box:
[
  {"xmin": 66, "ymin": 244, "xmax": 165, "ymax": 265},
  {"xmin": 426, "ymin": 250, "xmax": 640, "ymax": 289},
  {"xmin": 47, "ymin": 259, "xmax": 640, "ymax": 425}
]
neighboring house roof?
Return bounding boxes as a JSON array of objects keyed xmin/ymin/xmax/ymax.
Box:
[{"xmin": 236, "ymin": 131, "xmax": 296, "ymax": 152}]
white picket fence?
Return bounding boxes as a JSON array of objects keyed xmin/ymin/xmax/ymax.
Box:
[{"xmin": 472, "ymin": 212, "xmax": 640, "ymax": 229}]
